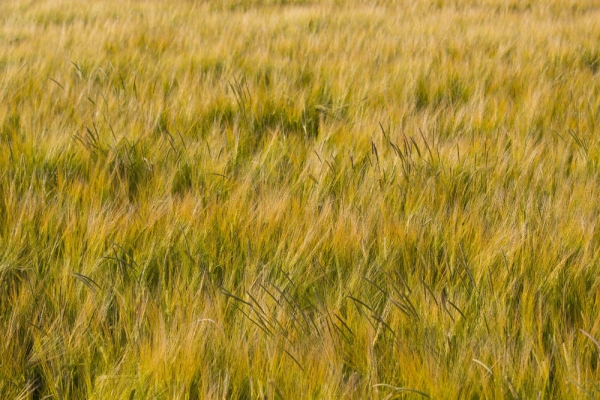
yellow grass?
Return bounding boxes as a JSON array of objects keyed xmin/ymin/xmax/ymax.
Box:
[{"xmin": 1, "ymin": 0, "xmax": 600, "ymax": 398}]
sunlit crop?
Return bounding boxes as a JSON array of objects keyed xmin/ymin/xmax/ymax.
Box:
[{"xmin": 1, "ymin": 0, "xmax": 600, "ymax": 398}]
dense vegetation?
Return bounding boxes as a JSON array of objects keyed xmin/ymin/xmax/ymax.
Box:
[{"xmin": 1, "ymin": 0, "xmax": 600, "ymax": 398}]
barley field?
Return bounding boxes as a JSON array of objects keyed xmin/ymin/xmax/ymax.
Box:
[{"xmin": 1, "ymin": 0, "xmax": 600, "ymax": 398}]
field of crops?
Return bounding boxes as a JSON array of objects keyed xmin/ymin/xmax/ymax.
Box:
[{"xmin": 1, "ymin": 0, "xmax": 600, "ymax": 398}]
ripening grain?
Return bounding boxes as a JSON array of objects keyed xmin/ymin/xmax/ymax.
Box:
[{"xmin": 1, "ymin": 0, "xmax": 600, "ymax": 398}]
